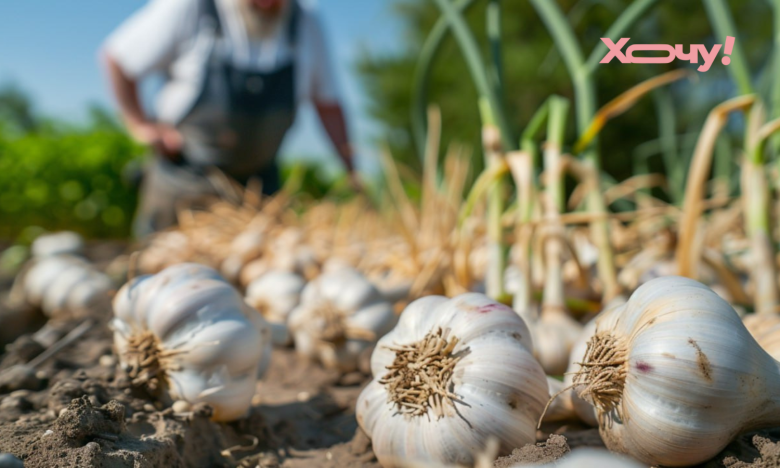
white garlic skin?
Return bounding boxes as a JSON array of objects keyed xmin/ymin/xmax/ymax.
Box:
[
  {"xmin": 31, "ymin": 231, "xmax": 84, "ymax": 258},
  {"xmin": 20, "ymin": 255, "xmax": 113, "ymax": 316},
  {"xmin": 583, "ymin": 276, "xmax": 780, "ymax": 466},
  {"xmin": 519, "ymin": 448, "xmax": 644, "ymax": 468},
  {"xmin": 112, "ymin": 263, "xmax": 271, "ymax": 422},
  {"xmin": 357, "ymin": 293, "xmax": 548, "ymax": 467},
  {"xmin": 245, "ymin": 270, "xmax": 306, "ymax": 346},
  {"xmin": 288, "ymin": 268, "xmax": 396, "ymax": 372}
]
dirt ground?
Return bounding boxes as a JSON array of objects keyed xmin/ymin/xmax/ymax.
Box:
[{"xmin": 1, "ymin": 243, "xmax": 780, "ymax": 467}]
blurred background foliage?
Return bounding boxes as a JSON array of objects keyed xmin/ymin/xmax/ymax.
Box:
[
  {"xmin": 1, "ymin": 0, "xmax": 776, "ymax": 240},
  {"xmin": 0, "ymin": 84, "xmax": 144, "ymax": 240},
  {"xmin": 356, "ymin": 0, "xmax": 773, "ymax": 183}
]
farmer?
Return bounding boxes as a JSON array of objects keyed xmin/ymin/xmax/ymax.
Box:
[{"xmin": 102, "ymin": 0, "xmax": 356, "ymax": 237}]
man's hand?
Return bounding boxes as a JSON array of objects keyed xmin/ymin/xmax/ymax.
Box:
[{"xmin": 130, "ymin": 121, "xmax": 183, "ymax": 161}]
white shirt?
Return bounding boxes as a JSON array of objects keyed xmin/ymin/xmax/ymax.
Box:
[{"xmin": 103, "ymin": 0, "xmax": 340, "ymax": 124}]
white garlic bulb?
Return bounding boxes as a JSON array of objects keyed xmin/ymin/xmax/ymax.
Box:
[
  {"xmin": 541, "ymin": 376, "xmax": 576, "ymax": 423},
  {"xmin": 245, "ymin": 270, "xmax": 306, "ymax": 345},
  {"xmin": 288, "ymin": 267, "xmax": 396, "ymax": 372},
  {"xmin": 530, "ymin": 309, "xmax": 582, "ymax": 376},
  {"xmin": 356, "ymin": 293, "xmax": 548, "ymax": 467},
  {"xmin": 519, "ymin": 448, "xmax": 644, "ymax": 468},
  {"xmin": 112, "ymin": 263, "xmax": 272, "ymax": 422},
  {"xmin": 16, "ymin": 255, "xmax": 113, "ymax": 317},
  {"xmin": 572, "ymin": 276, "xmax": 780, "ymax": 466},
  {"xmin": 31, "ymin": 231, "xmax": 85, "ymax": 258}
]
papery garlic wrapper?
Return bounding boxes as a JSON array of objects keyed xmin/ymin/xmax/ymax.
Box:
[
  {"xmin": 112, "ymin": 263, "xmax": 272, "ymax": 422},
  {"xmin": 573, "ymin": 276, "xmax": 780, "ymax": 466},
  {"xmin": 288, "ymin": 268, "xmax": 395, "ymax": 372},
  {"xmin": 245, "ymin": 270, "xmax": 306, "ymax": 345},
  {"xmin": 357, "ymin": 293, "xmax": 548, "ymax": 467}
]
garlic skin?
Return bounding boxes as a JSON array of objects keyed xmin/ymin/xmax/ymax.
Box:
[
  {"xmin": 288, "ymin": 268, "xmax": 395, "ymax": 372},
  {"xmin": 31, "ymin": 231, "xmax": 85, "ymax": 258},
  {"xmin": 356, "ymin": 293, "xmax": 548, "ymax": 467},
  {"xmin": 520, "ymin": 448, "xmax": 644, "ymax": 468},
  {"xmin": 245, "ymin": 270, "xmax": 306, "ymax": 345},
  {"xmin": 112, "ymin": 263, "xmax": 272, "ymax": 422},
  {"xmin": 574, "ymin": 276, "xmax": 780, "ymax": 466},
  {"xmin": 17, "ymin": 255, "xmax": 113, "ymax": 317}
]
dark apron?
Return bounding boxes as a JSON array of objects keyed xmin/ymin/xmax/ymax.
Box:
[{"xmin": 133, "ymin": 0, "xmax": 300, "ymax": 237}]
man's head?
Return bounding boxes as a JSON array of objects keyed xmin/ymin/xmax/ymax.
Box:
[{"xmin": 248, "ymin": 0, "xmax": 287, "ymax": 16}]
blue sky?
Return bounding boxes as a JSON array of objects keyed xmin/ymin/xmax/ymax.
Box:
[{"xmin": 0, "ymin": 0, "xmax": 402, "ymax": 175}]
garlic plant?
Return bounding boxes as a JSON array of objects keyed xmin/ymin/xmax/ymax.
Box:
[
  {"xmin": 356, "ymin": 293, "xmax": 548, "ymax": 467},
  {"xmin": 31, "ymin": 231, "xmax": 84, "ymax": 258},
  {"xmin": 14, "ymin": 255, "xmax": 113, "ymax": 317},
  {"xmin": 112, "ymin": 263, "xmax": 272, "ymax": 422},
  {"xmin": 245, "ymin": 270, "xmax": 306, "ymax": 345},
  {"xmin": 288, "ymin": 267, "xmax": 395, "ymax": 372},
  {"xmin": 572, "ymin": 276, "xmax": 780, "ymax": 466}
]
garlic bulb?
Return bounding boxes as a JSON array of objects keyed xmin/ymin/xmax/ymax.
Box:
[
  {"xmin": 15, "ymin": 255, "xmax": 113, "ymax": 317},
  {"xmin": 31, "ymin": 231, "xmax": 84, "ymax": 258},
  {"xmin": 112, "ymin": 263, "xmax": 272, "ymax": 422},
  {"xmin": 531, "ymin": 309, "xmax": 582, "ymax": 376},
  {"xmin": 572, "ymin": 276, "xmax": 780, "ymax": 466},
  {"xmin": 288, "ymin": 268, "xmax": 395, "ymax": 372},
  {"xmin": 356, "ymin": 293, "xmax": 548, "ymax": 467},
  {"xmin": 520, "ymin": 448, "xmax": 644, "ymax": 468},
  {"xmin": 245, "ymin": 270, "xmax": 306, "ymax": 345},
  {"xmin": 541, "ymin": 376, "xmax": 576, "ymax": 423}
]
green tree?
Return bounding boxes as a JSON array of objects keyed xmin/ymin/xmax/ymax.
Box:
[{"xmin": 357, "ymin": 0, "xmax": 772, "ymax": 186}]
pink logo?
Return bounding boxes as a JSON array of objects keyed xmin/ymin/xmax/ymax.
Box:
[{"xmin": 600, "ymin": 36, "xmax": 735, "ymax": 72}]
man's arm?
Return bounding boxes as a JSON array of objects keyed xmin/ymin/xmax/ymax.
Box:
[
  {"xmin": 314, "ymin": 100, "xmax": 354, "ymax": 173},
  {"xmin": 103, "ymin": 52, "xmax": 182, "ymax": 158}
]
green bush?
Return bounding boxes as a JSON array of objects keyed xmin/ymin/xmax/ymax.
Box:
[{"xmin": 0, "ymin": 119, "xmax": 144, "ymax": 240}]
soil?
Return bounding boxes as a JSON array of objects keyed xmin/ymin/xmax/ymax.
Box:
[{"xmin": 2, "ymin": 243, "xmax": 780, "ymax": 467}]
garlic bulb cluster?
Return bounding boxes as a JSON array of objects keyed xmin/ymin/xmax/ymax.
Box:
[
  {"xmin": 15, "ymin": 255, "xmax": 113, "ymax": 317},
  {"xmin": 357, "ymin": 293, "xmax": 548, "ymax": 467},
  {"xmin": 244, "ymin": 270, "xmax": 306, "ymax": 345},
  {"xmin": 288, "ymin": 268, "xmax": 395, "ymax": 372},
  {"xmin": 572, "ymin": 276, "xmax": 780, "ymax": 466},
  {"xmin": 520, "ymin": 448, "xmax": 644, "ymax": 468},
  {"xmin": 31, "ymin": 231, "xmax": 84, "ymax": 258},
  {"xmin": 112, "ymin": 263, "xmax": 272, "ymax": 422}
]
